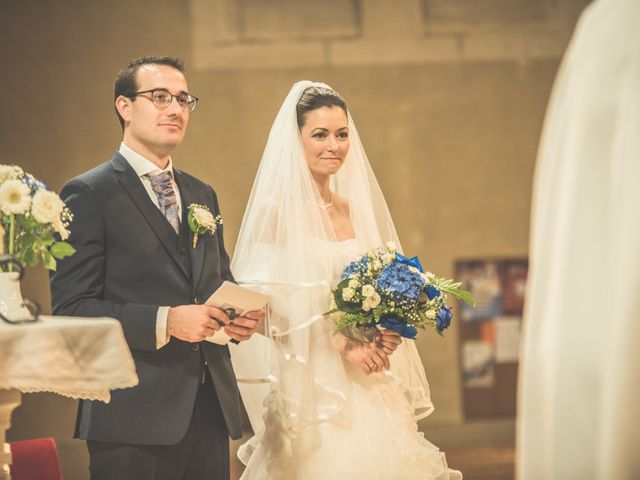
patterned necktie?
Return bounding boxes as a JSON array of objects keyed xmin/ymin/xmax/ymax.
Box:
[{"xmin": 146, "ymin": 171, "xmax": 180, "ymax": 234}]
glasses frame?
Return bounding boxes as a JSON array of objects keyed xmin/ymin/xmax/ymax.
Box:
[{"xmin": 130, "ymin": 88, "xmax": 199, "ymax": 112}]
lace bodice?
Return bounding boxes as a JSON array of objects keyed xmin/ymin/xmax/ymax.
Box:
[{"xmin": 326, "ymin": 239, "xmax": 362, "ymax": 281}]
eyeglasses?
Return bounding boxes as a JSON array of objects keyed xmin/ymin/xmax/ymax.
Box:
[{"xmin": 130, "ymin": 88, "xmax": 199, "ymax": 112}]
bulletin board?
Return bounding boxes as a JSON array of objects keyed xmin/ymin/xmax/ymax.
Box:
[{"xmin": 455, "ymin": 258, "xmax": 528, "ymax": 419}]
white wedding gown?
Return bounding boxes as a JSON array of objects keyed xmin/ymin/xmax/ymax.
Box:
[{"xmin": 234, "ymin": 240, "xmax": 462, "ymax": 480}]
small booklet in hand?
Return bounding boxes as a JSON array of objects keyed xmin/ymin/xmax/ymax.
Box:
[{"xmin": 204, "ymin": 281, "xmax": 270, "ymax": 345}]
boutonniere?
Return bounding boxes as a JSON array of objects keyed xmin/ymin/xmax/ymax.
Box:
[{"xmin": 187, "ymin": 203, "xmax": 222, "ymax": 248}]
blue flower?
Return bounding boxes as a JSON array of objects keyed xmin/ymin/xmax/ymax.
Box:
[
  {"xmin": 425, "ymin": 285, "xmax": 441, "ymax": 300},
  {"xmin": 342, "ymin": 256, "xmax": 369, "ymax": 280},
  {"xmin": 23, "ymin": 174, "xmax": 47, "ymax": 193},
  {"xmin": 375, "ymin": 262, "xmax": 424, "ymax": 300},
  {"xmin": 436, "ymin": 306, "xmax": 453, "ymax": 331},
  {"xmin": 377, "ymin": 314, "xmax": 418, "ymax": 339}
]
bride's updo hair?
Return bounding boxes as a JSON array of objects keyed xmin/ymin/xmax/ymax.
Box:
[{"xmin": 296, "ymin": 86, "xmax": 348, "ymax": 128}]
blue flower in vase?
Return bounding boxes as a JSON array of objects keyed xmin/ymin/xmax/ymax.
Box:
[{"xmin": 23, "ymin": 174, "xmax": 48, "ymax": 193}]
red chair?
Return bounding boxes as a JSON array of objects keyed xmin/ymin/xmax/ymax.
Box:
[{"xmin": 9, "ymin": 437, "xmax": 63, "ymax": 480}]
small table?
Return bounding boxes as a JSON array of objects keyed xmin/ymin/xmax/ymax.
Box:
[{"xmin": 0, "ymin": 315, "xmax": 138, "ymax": 479}]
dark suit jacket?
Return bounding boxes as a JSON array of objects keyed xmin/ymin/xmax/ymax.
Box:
[{"xmin": 50, "ymin": 151, "xmax": 243, "ymax": 445}]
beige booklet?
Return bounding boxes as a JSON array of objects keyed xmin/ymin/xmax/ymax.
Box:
[{"xmin": 204, "ymin": 281, "xmax": 270, "ymax": 345}]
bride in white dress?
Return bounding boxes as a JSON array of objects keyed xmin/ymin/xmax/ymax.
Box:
[{"xmin": 230, "ymin": 81, "xmax": 461, "ymax": 479}]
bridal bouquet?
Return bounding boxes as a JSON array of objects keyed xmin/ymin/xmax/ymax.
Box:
[
  {"xmin": 329, "ymin": 242, "xmax": 474, "ymax": 339},
  {"xmin": 0, "ymin": 164, "xmax": 75, "ymax": 271}
]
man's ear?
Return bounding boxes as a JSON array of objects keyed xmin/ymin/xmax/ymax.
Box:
[{"xmin": 115, "ymin": 95, "xmax": 133, "ymax": 124}]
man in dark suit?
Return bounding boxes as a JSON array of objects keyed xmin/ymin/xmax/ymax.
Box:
[{"xmin": 50, "ymin": 56, "xmax": 261, "ymax": 480}]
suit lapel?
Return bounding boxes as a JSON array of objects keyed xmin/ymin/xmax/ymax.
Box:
[
  {"xmin": 174, "ymin": 169, "xmax": 206, "ymax": 292},
  {"xmin": 110, "ymin": 153, "xmax": 190, "ymax": 281}
]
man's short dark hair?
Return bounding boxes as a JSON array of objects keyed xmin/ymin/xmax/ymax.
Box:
[{"xmin": 114, "ymin": 56, "xmax": 186, "ymax": 130}]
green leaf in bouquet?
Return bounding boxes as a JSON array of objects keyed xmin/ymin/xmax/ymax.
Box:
[
  {"xmin": 334, "ymin": 295, "xmax": 362, "ymax": 314},
  {"xmin": 432, "ymin": 277, "xmax": 476, "ymax": 307},
  {"xmin": 50, "ymin": 241, "xmax": 76, "ymax": 259},
  {"xmin": 334, "ymin": 317, "xmax": 348, "ymax": 332},
  {"xmin": 454, "ymin": 289, "xmax": 476, "ymax": 307},
  {"xmin": 20, "ymin": 248, "xmax": 38, "ymax": 268},
  {"xmin": 372, "ymin": 303, "xmax": 388, "ymax": 322},
  {"xmin": 42, "ymin": 250, "xmax": 56, "ymax": 271},
  {"xmin": 335, "ymin": 312, "xmax": 362, "ymax": 332},
  {"xmin": 333, "ymin": 278, "xmax": 363, "ymax": 313},
  {"xmin": 20, "ymin": 233, "xmax": 37, "ymax": 246},
  {"xmin": 41, "ymin": 235, "xmax": 56, "ymax": 247}
]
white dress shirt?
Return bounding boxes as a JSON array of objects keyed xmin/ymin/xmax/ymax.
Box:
[{"xmin": 119, "ymin": 142, "xmax": 180, "ymax": 349}]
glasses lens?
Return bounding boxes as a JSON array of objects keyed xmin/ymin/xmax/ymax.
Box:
[
  {"xmin": 188, "ymin": 98, "xmax": 197, "ymax": 112},
  {"xmin": 151, "ymin": 90, "xmax": 172, "ymax": 108},
  {"xmin": 175, "ymin": 94, "xmax": 190, "ymax": 108},
  {"xmin": 179, "ymin": 95, "xmax": 197, "ymax": 112}
]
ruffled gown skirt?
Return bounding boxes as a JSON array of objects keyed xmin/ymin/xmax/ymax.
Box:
[{"xmin": 238, "ymin": 362, "xmax": 462, "ymax": 480}]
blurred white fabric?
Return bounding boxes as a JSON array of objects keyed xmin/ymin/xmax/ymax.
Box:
[{"xmin": 518, "ymin": 0, "xmax": 640, "ymax": 478}]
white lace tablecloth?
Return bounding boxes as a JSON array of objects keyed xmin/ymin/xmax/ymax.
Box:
[{"xmin": 0, "ymin": 315, "xmax": 138, "ymax": 403}]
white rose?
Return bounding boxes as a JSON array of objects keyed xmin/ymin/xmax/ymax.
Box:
[
  {"xmin": 0, "ymin": 179, "xmax": 31, "ymax": 214},
  {"xmin": 348, "ymin": 279, "xmax": 360, "ymax": 289},
  {"xmin": 362, "ymin": 284, "xmax": 376, "ymax": 297},
  {"xmin": 342, "ymin": 287, "xmax": 355, "ymax": 302},
  {"xmin": 369, "ymin": 292, "xmax": 381, "ymax": 309},
  {"xmin": 193, "ymin": 207, "xmax": 216, "ymax": 229},
  {"xmin": 372, "ymin": 260, "xmax": 382, "ymax": 271},
  {"xmin": 31, "ymin": 189, "xmax": 64, "ymax": 224},
  {"xmin": 383, "ymin": 253, "xmax": 395, "ymax": 265},
  {"xmin": 362, "ymin": 298, "xmax": 373, "ymax": 312}
]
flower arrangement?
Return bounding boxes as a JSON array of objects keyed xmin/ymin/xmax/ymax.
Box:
[
  {"xmin": 0, "ymin": 164, "xmax": 75, "ymax": 271},
  {"xmin": 187, "ymin": 203, "xmax": 222, "ymax": 248},
  {"xmin": 329, "ymin": 242, "xmax": 474, "ymax": 339}
]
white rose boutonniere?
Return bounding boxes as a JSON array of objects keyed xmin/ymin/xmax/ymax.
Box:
[{"xmin": 187, "ymin": 203, "xmax": 222, "ymax": 248}]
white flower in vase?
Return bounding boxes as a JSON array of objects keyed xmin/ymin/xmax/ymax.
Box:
[{"xmin": 0, "ymin": 180, "xmax": 32, "ymax": 215}]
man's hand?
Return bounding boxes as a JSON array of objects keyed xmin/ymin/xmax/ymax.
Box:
[
  {"xmin": 375, "ymin": 328, "xmax": 403, "ymax": 355},
  {"xmin": 224, "ymin": 309, "xmax": 264, "ymax": 342},
  {"xmin": 167, "ymin": 305, "xmax": 231, "ymax": 343}
]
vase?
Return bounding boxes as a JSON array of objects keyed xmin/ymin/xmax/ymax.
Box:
[{"xmin": 0, "ymin": 271, "xmax": 32, "ymax": 322}]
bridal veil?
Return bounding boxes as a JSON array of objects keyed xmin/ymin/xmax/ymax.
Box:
[{"xmin": 229, "ymin": 81, "xmax": 434, "ymax": 457}]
